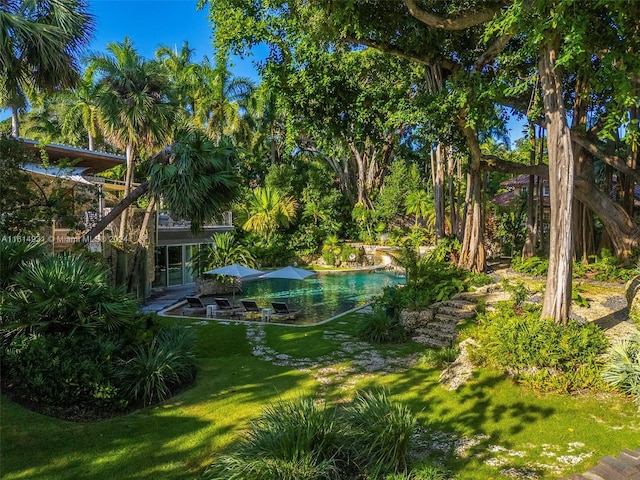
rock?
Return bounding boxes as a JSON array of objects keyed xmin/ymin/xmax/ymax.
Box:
[
  {"xmin": 625, "ymin": 275, "xmax": 640, "ymax": 325},
  {"xmin": 439, "ymin": 338, "xmax": 478, "ymax": 390}
]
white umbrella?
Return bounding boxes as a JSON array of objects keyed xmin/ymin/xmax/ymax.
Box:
[
  {"xmin": 203, "ymin": 264, "xmax": 264, "ymax": 305},
  {"xmin": 259, "ymin": 266, "xmax": 317, "ymax": 300},
  {"xmin": 204, "ymin": 264, "xmax": 264, "ymax": 278}
]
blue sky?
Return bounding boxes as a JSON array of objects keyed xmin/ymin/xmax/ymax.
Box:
[{"xmin": 89, "ymin": 0, "xmax": 261, "ymax": 79}]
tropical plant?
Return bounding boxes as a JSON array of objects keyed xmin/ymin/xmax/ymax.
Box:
[
  {"xmin": 357, "ymin": 307, "xmax": 406, "ymax": 344},
  {"xmin": 1, "ymin": 332, "xmax": 126, "ymax": 414},
  {"xmin": 86, "ymin": 36, "xmax": 176, "ymax": 239},
  {"xmin": 148, "ymin": 131, "xmax": 241, "ymax": 231},
  {"xmin": 204, "ymin": 397, "xmax": 340, "ymax": 480},
  {"xmin": 1, "ymin": 254, "xmax": 138, "ymax": 337},
  {"xmin": 205, "ymin": 391, "xmax": 418, "ymax": 480},
  {"xmin": 0, "ymin": 239, "xmax": 48, "ymax": 287},
  {"xmin": 602, "ymin": 333, "xmax": 640, "ymax": 404},
  {"xmin": 344, "ymin": 390, "xmax": 416, "ymax": 478},
  {"xmin": 0, "ymin": 0, "xmax": 94, "ymax": 137},
  {"xmin": 237, "ymin": 186, "xmax": 297, "ymax": 241},
  {"xmin": 405, "ymin": 190, "xmax": 432, "ymax": 226},
  {"xmin": 472, "ymin": 304, "xmax": 609, "ymax": 393},
  {"xmin": 191, "ymin": 232, "xmax": 256, "ymax": 276},
  {"xmin": 118, "ymin": 325, "xmax": 196, "ymax": 406},
  {"xmin": 321, "ymin": 234, "xmax": 342, "ymax": 266}
]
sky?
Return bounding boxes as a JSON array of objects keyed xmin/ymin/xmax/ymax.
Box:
[{"xmin": 89, "ymin": 0, "xmax": 261, "ymax": 79}]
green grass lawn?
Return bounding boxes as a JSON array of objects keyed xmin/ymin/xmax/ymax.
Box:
[{"xmin": 2, "ymin": 313, "xmax": 639, "ymax": 479}]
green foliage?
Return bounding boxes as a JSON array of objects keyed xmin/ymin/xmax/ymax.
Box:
[
  {"xmin": 118, "ymin": 325, "xmax": 196, "ymax": 406},
  {"xmin": 473, "ymin": 304, "xmax": 609, "ymax": 393},
  {"xmin": 205, "ymin": 391, "xmax": 417, "ymax": 480},
  {"xmin": 572, "ymin": 284, "xmax": 590, "ymax": 308},
  {"xmin": 1, "ymin": 332, "xmax": 126, "ymax": 414},
  {"xmin": 321, "ymin": 234, "xmax": 342, "ymax": 266},
  {"xmin": 1, "ymin": 254, "xmax": 138, "ymax": 337},
  {"xmin": 574, "ymin": 249, "xmax": 636, "ymax": 282},
  {"xmin": 344, "ymin": 390, "xmax": 416, "ymax": 478},
  {"xmin": 510, "ymin": 256, "xmax": 549, "ymax": 276},
  {"xmin": 385, "ymin": 465, "xmax": 449, "ymax": 480},
  {"xmin": 149, "ymin": 131, "xmax": 241, "ymax": 231},
  {"xmin": 419, "ymin": 347, "xmax": 459, "ymax": 369},
  {"xmin": 191, "ymin": 232, "xmax": 256, "ymax": 276},
  {"xmin": 602, "ymin": 333, "xmax": 640, "ymax": 404},
  {"xmin": 205, "ymin": 397, "xmax": 340, "ymax": 480},
  {"xmin": 0, "ymin": 239, "xmax": 48, "ymax": 287},
  {"xmin": 501, "ymin": 279, "xmax": 530, "ymax": 307},
  {"xmin": 357, "ymin": 307, "xmax": 406, "ymax": 344},
  {"xmin": 513, "ymin": 251, "xmax": 636, "ymax": 282},
  {"xmin": 427, "ymin": 237, "xmax": 461, "ymax": 263},
  {"xmin": 236, "ymin": 186, "xmax": 297, "ymax": 241},
  {"xmin": 392, "ymin": 245, "xmax": 468, "ymax": 310}
]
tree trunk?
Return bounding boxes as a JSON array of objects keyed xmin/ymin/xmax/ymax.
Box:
[
  {"xmin": 83, "ymin": 181, "xmax": 150, "ymax": 244},
  {"xmin": 11, "ymin": 105, "xmax": 20, "ymax": 138},
  {"xmin": 434, "ymin": 142, "xmax": 446, "ymax": 240},
  {"xmin": 119, "ymin": 144, "xmax": 135, "ymax": 239},
  {"xmin": 448, "ymin": 146, "xmax": 460, "ymax": 237},
  {"xmin": 522, "ymin": 124, "xmax": 537, "ymax": 260},
  {"xmin": 539, "ymin": 42, "xmax": 574, "ymax": 325},
  {"xmin": 572, "ymin": 76, "xmax": 595, "ymax": 263},
  {"xmin": 88, "ymin": 133, "xmax": 95, "ymax": 151},
  {"xmin": 457, "ymin": 116, "xmax": 486, "ymax": 273}
]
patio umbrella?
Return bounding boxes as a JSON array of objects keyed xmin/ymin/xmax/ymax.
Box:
[
  {"xmin": 203, "ymin": 264, "xmax": 264, "ymax": 304},
  {"xmin": 259, "ymin": 266, "xmax": 317, "ymax": 300}
]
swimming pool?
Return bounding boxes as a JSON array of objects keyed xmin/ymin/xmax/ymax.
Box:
[{"xmin": 220, "ymin": 270, "xmax": 405, "ymax": 325}]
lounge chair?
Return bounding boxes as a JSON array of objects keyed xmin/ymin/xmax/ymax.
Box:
[
  {"xmin": 213, "ymin": 297, "xmax": 243, "ymax": 316},
  {"xmin": 183, "ymin": 296, "xmax": 207, "ymax": 316},
  {"xmin": 241, "ymin": 299, "xmax": 262, "ymax": 320},
  {"xmin": 271, "ymin": 301, "xmax": 300, "ymax": 320}
]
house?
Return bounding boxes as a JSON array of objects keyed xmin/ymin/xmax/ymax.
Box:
[
  {"xmin": 492, "ymin": 175, "xmax": 550, "ymax": 209},
  {"xmin": 15, "ymin": 138, "xmax": 233, "ymax": 293}
]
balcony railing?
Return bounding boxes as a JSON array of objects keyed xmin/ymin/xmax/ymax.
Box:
[{"xmin": 157, "ymin": 211, "xmax": 233, "ymax": 229}]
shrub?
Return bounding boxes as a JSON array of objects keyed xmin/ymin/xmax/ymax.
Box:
[
  {"xmin": 1, "ymin": 333, "xmax": 126, "ymax": 415},
  {"xmin": 511, "ymin": 256, "xmax": 549, "ymax": 276},
  {"xmin": 420, "ymin": 347, "xmax": 459, "ymax": 369},
  {"xmin": 204, "ymin": 397, "xmax": 340, "ymax": 480},
  {"xmin": 0, "ymin": 239, "xmax": 48, "ymax": 287},
  {"xmin": 1, "ymin": 254, "xmax": 138, "ymax": 337},
  {"xmin": 602, "ymin": 333, "xmax": 640, "ymax": 403},
  {"xmin": 205, "ymin": 392, "xmax": 419, "ymax": 480},
  {"xmin": 344, "ymin": 390, "xmax": 416, "ymax": 478},
  {"xmin": 118, "ymin": 325, "xmax": 196, "ymax": 406},
  {"xmin": 357, "ymin": 307, "xmax": 406, "ymax": 344},
  {"xmin": 473, "ymin": 304, "xmax": 609, "ymax": 393}
]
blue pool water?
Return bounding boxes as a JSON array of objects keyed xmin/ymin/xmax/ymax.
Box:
[{"xmin": 224, "ymin": 270, "xmax": 405, "ymax": 324}]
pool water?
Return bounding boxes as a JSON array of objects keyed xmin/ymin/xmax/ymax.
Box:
[{"xmin": 227, "ymin": 270, "xmax": 405, "ymax": 324}]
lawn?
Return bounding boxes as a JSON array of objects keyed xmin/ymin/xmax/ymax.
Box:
[{"xmin": 1, "ymin": 312, "xmax": 639, "ymax": 479}]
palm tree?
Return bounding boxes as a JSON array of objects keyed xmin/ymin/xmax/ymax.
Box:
[
  {"xmin": 0, "ymin": 0, "xmax": 94, "ymax": 138},
  {"xmin": 238, "ymin": 186, "xmax": 297, "ymax": 240},
  {"xmin": 86, "ymin": 37, "xmax": 176, "ymax": 239},
  {"xmin": 155, "ymin": 41, "xmax": 200, "ymax": 123},
  {"xmin": 405, "ymin": 190, "xmax": 432, "ymax": 226},
  {"xmin": 191, "ymin": 232, "xmax": 257, "ymax": 276},
  {"xmin": 59, "ymin": 73, "xmax": 102, "ymax": 150},
  {"xmin": 194, "ymin": 55, "xmax": 255, "ymax": 143}
]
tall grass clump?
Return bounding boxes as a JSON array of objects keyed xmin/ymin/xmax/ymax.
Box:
[
  {"xmin": 119, "ymin": 325, "xmax": 196, "ymax": 406},
  {"xmin": 204, "ymin": 397, "xmax": 340, "ymax": 480},
  {"xmin": 357, "ymin": 306, "xmax": 406, "ymax": 344},
  {"xmin": 472, "ymin": 303, "xmax": 609, "ymax": 393},
  {"xmin": 205, "ymin": 391, "xmax": 419, "ymax": 480},
  {"xmin": 602, "ymin": 333, "xmax": 640, "ymax": 404},
  {"xmin": 344, "ymin": 390, "xmax": 417, "ymax": 478}
]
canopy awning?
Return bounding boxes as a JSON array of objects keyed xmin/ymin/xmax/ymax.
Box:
[{"xmin": 22, "ymin": 163, "xmax": 93, "ymax": 185}]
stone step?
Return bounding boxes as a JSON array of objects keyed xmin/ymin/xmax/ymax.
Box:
[
  {"xmin": 412, "ymin": 335, "xmax": 452, "ymax": 349},
  {"xmin": 439, "ymin": 299, "xmax": 477, "ymax": 310},
  {"xmin": 419, "ymin": 321, "xmax": 457, "ymax": 334},
  {"xmin": 435, "ymin": 306, "xmax": 476, "ymax": 319},
  {"xmin": 414, "ymin": 329, "xmax": 456, "ymax": 342},
  {"xmin": 434, "ymin": 313, "xmax": 465, "ymax": 325}
]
